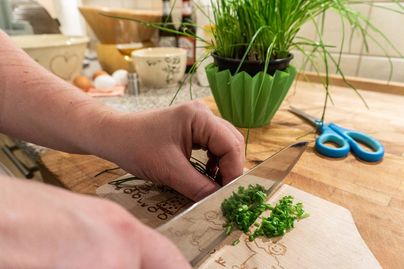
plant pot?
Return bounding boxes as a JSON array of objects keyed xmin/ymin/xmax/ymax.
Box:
[
  {"xmin": 206, "ymin": 63, "xmax": 297, "ymax": 128},
  {"xmin": 212, "ymin": 53, "xmax": 294, "ymax": 77}
]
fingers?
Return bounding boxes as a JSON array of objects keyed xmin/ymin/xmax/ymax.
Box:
[
  {"xmin": 216, "ymin": 137, "xmax": 244, "ymax": 184},
  {"xmin": 215, "ymin": 117, "xmax": 245, "ymax": 184},
  {"xmin": 217, "ymin": 117, "xmax": 245, "ymax": 146},
  {"xmin": 168, "ymin": 150, "xmax": 220, "ymax": 201},
  {"xmin": 190, "ymin": 103, "xmax": 245, "ymax": 186}
]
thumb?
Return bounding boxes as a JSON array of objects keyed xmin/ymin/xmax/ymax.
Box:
[{"xmin": 168, "ymin": 151, "xmax": 220, "ymax": 201}]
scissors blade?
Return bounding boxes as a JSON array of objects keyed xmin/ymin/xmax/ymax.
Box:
[
  {"xmin": 289, "ymin": 106, "xmax": 319, "ymax": 127},
  {"xmin": 157, "ymin": 141, "xmax": 308, "ymax": 266}
]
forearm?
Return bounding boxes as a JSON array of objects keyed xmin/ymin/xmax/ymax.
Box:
[{"xmin": 0, "ymin": 31, "xmax": 119, "ymax": 155}]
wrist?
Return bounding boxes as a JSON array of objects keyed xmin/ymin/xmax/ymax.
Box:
[
  {"xmin": 84, "ymin": 109, "xmax": 135, "ymax": 161},
  {"xmin": 72, "ymin": 104, "xmax": 125, "ymax": 157}
]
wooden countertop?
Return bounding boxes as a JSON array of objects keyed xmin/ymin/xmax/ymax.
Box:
[{"xmin": 39, "ymin": 77, "xmax": 404, "ymax": 269}]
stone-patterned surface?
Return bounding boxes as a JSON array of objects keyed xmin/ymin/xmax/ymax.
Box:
[{"xmin": 99, "ymin": 80, "xmax": 211, "ymax": 113}]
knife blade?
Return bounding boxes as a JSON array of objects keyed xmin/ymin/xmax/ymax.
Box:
[{"xmin": 158, "ymin": 141, "xmax": 308, "ymax": 266}]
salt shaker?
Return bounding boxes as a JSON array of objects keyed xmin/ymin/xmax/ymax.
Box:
[{"xmin": 126, "ymin": 73, "xmax": 140, "ymax": 96}]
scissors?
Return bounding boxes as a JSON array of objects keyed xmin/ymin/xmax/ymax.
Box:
[{"xmin": 289, "ymin": 106, "xmax": 384, "ymax": 162}]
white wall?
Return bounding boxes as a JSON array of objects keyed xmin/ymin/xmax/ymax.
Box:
[
  {"xmin": 53, "ymin": 0, "xmax": 87, "ymax": 36},
  {"xmin": 294, "ymin": 1, "xmax": 404, "ymax": 83}
]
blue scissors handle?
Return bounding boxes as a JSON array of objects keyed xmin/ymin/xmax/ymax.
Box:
[
  {"xmin": 316, "ymin": 123, "xmax": 384, "ymax": 162},
  {"xmin": 315, "ymin": 124, "xmax": 350, "ymax": 158}
]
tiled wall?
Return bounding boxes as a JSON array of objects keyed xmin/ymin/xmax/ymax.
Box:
[
  {"xmin": 79, "ymin": 0, "xmax": 404, "ymax": 83},
  {"xmin": 294, "ymin": 1, "xmax": 404, "ymax": 83}
]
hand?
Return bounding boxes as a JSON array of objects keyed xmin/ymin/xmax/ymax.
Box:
[
  {"xmin": 95, "ymin": 101, "xmax": 245, "ymax": 201},
  {"xmin": 0, "ymin": 178, "xmax": 191, "ymax": 269}
]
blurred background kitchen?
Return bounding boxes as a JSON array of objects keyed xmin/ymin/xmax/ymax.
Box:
[{"xmin": 1, "ymin": 0, "xmax": 403, "ymax": 83}]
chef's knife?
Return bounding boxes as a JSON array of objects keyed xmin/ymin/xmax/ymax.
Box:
[{"xmin": 158, "ymin": 141, "xmax": 308, "ymax": 266}]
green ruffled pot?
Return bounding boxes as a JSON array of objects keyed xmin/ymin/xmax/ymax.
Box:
[{"xmin": 205, "ymin": 63, "xmax": 297, "ymax": 128}]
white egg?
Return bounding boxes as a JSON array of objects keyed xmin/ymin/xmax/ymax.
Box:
[
  {"xmin": 112, "ymin": 69, "xmax": 128, "ymax": 86},
  {"xmin": 94, "ymin": 75, "xmax": 116, "ymax": 91}
]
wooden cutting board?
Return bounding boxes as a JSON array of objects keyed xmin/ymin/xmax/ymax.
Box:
[
  {"xmin": 197, "ymin": 184, "xmax": 381, "ymax": 269},
  {"xmin": 97, "ymin": 177, "xmax": 380, "ymax": 268},
  {"xmin": 96, "ymin": 174, "xmax": 193, "ymax": 228}
]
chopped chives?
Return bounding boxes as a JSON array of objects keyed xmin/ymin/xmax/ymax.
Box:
[{"xmin": 221, "ymin": 184, "xmax": 308, "ymax": 241}]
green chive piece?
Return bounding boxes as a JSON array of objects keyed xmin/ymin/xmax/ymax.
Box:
[
  {"xmin": 221, "ymin": 184, "xmax": 308, "ymax": 241},
  {"xmin": 232, "ymin": 239, "xmax": 240, "ymax": 246}
]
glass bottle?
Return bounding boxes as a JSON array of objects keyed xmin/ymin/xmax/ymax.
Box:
[
  {"xmin": 159, "ymin": 0, "xmax": 177, "ymax": 47},
  {"xmin": 177, "ymin": 0, "xmax": 196, "ymax": 73}
]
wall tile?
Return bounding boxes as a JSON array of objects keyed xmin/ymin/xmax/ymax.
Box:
[
  {"xmin": 357, "ymin": 55, "xmax": 402, "ymax": 81},
  {"xmin": 297, "ymin": 20, "xmax": 317, "ymax": 42},
  {"xmin": 319, "ymin": 4, "xmax": 371, "ymax": 54},
  {"xmin": 290, "ymin": 50, "xmax": 313, "ymax": 72},
  {"xmin": 364, "ymin": 3, "xmax": 404, "ymax": 57},
  {"xmin": 390, "ymin": 57, "xmax": 404, "ymax": 82},
  {"xmin": 291, "ymin": 50, "xmax": 360, "ymax": 77},
  {"xmin": 331, "ymin": 53, "xmax": 360, "ymax": 76},
  {"xmin": 311, "ymin": 53, "xmax": 360, "ymax": 77}
]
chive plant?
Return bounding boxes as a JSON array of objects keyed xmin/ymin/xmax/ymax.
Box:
[
  {"xmin": 212, "ymin": 0, "xmax": 397, "ymax": 60},
  {"xmin": 211, "ymin": 0, "xmax": 403, "ymax": 119},
  {"xmin": 212, "ymin": 0, "xmax": 404, "ymax": 63}
]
